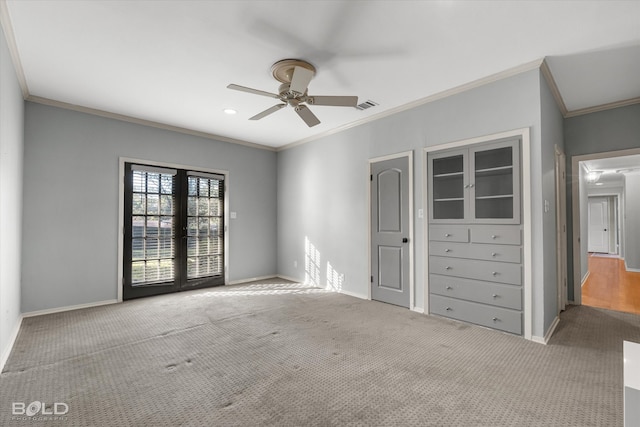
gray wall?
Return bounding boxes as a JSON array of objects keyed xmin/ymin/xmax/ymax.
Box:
[
  {"xmin": 539, "ymin": 71, "xmax": 564, "ymax": 332},
  {"xmin": 22, "ymin": 103, "xmax": 277, "ymax": 313},
  {"xmin": 625, "ymin": 174, "xmax": 640, "ymax": 270},
  {"xmin": 278, "ymin": 69, "xmax": 554, "ymax": 338},
  {"xmin": 564, "ymin": 104, "xmax": 640, "ymax": 299},
  {"xmin": 0, "ymin": 24, "xmax": 24, "ymax": 366}
]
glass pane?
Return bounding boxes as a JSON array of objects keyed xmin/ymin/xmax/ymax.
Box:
[
  {"xmin": 188, "ymin": 177, "xmax": 198, "ymax": 196},
  {"xmin": 433, "ymin": 175, "xmax": 464, "ymax": 199},
  {"xmin": 210, "ymin": 256, "xmax": 222, "ymax": 275},
  {"xmin": 132, "ymin": 239, "xmax": 144, "ymax": 260},
  {"xmin": 198, "ymin": 237, "xmax": 209, "ymax": 256},
  {"xmin": 161, "ymin": 175, "xmax": 172, "ymax": 194},
  {"xmin": 475, "ymin": 147, "xmax": 512, "ymax": 170},
  {"xmin": 199, "ymin": 178, "xmax": 209, "ymax": 197},
  {"xmin": 198, "ymin": 257, "xmax": 209, "ymax": 275},
  {"xmin": 199, "ymin": 218, "xmax": 209, "ymax": 235},
  {"xmin": 187, "ymin": 257, "xmax": 196, "ymax": 277},
  {"xmin": 159, "ymin": 216, "xmax": 173, "ymax": 236},
  {"xmin": 210, "ymin": 218, "xmax": 220, "ymax": 236},
  {"xmin": 187, "ymin": 197, "xmax": 197, "ymax": 216},
  {"xmin": 147, "ymin": 173, "xmax": 160, "ymax": 193},
  {"xmin": 132, "ymin": 216, "xmax": 145, "ymax": 237},
  {"xmin": 159, "ymin": 238, "xmax": 174, "ymax": 259},
  {"xmin": 146, "ymin": 260, "xmax": 159, "ymax": 282},
  {"xmin": 209, "ymin": 236, "xmax": 221, "ymax": 255},
  {"xmin": 159, "ymin": 259, "xmax": 173, "ymax": 281},
  {"xmin": 133, "ymin": 171, "xmax": 146, "ymax": 193},
  {"xmin": 132, "ymin": 261, "xmax": 145, "ymax": 284},
  {"xmin": 187, "ymin": 218, "xmax": 198, "ymax": 236},
  {"xmin": 146, "ymin": 238, "xmax": 159, "ymax": 259},
  {"xmin": 187, "ymin": 237, "xmax": 197, "ymax": 257},
  {"xmin": 132, "ymin": 194, "xmax": 146, "ymax": 215},
  {"xmin": 209, "ymin": 198, "xmax": 221, "ymax": 217},
  {"xmin": 198, "ymin": 197, "xmax": 209, "ymax": 216},
  {"xmin": 160, "ymin": 195, "xmax": 173, "ymax": 215},
  {"xmin": 475, "ymin": 169, "xmax": 513, "ymax": 198},
  {"xmin": 147, "ymin": 194, "xmax": 159, "ymax": 215},
  {"xmin": 476, "ymin": 197, "xmax": 513, "ymax": 219},
  {"xmin": 433, "ymin": 200, "xmax": 464, "ymax": 219},
  {"xmin": 146, "ymin": 217, "xmax": 159, "ymax": 237},
  {"xmin": 433, "ymin": 155, "xmax": 463, "ymax": 176}
]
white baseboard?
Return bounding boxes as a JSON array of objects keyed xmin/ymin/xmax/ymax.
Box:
[
  {"xmin": 531, "ymin": 316, "xmax": 560, "ymax": 345},
  {"xmin": 276, "ymin": 274, "xmax": 303, "ymax": 283},
  {"xmin": 411, "ymin": 306, "xmax": 425, "ymax": 314},
  {"xmin": 625, "ymin": 261, "xmax": 640, "ymax": 273},
  {"xmin": 22, "ymin": 299, "xmax": 118, "ymax": 318},
  {"xmin": 0, "ymin": 315, "xmax": 23, "ymax": 373},
  {"xmin": 228, "ymin": 275, "xmax": 280, "ymax": 285},
  {"xmin": 581, "ymin": 271, "xmax": 590, "ymax": 287},
  {"xmin": 337, "ymin": 289, "xmax": 369, "ymax": 300}
]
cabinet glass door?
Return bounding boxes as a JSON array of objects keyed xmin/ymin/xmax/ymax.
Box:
[
  {"xmin": 429, "ymin": 150, "xmax": 467, "ymax": 220},
  {"xmin": 470, "ymin": 140, "xmax": 520, "ymax": 223}
]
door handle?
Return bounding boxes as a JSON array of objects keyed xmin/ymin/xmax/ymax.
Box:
[
  {"xmin": 402, "ymin": 237, "xmax": 409, "ymax": 243},
  {"xmin": 604, "ymin": 228, "xmax": 607, "ymax": 231}
]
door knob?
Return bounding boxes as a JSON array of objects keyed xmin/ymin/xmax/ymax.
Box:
[
  {"xmin": 402, "ymin": 237, "xmax": 408, "ymax": 243},
  {"xmin": 604, "ymin": 228, "xmax": 607, "ymax": 231}
]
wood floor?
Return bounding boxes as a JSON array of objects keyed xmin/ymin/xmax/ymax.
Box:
[{"xmin": 582, "ymin": 253, "xmax": 640, "ymax": 314}]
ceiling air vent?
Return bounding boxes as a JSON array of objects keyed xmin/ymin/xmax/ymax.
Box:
[{"xmin": 356, "ymin": 100, "xmax": 379, "ymax": 111}]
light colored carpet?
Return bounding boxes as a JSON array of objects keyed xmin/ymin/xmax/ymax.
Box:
[{"xmin": 1, "ymin": 278, "xmax": 638, "ymax": 426}]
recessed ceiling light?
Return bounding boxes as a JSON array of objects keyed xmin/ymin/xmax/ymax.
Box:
[{"xmin": 223, "ymin": 108, "xmax": 237, "ymax": 115}]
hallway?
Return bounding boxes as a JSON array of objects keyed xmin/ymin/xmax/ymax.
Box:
[{"xmin": 582, "ymin": 254, "xmax": 640, "ymax": 314}]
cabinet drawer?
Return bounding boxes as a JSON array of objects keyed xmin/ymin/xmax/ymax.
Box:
[
  {"xmin": 430, "ymin": 294, "xmax": 522, "ymax": 335},
  {"xmin": 429, "ymin": 256, "xmax": 522, "ymax": 285},
  {"xmin": 429, "ymin": 274, "xmax": 522, "ymax": 310},
  {"xmin": 470, "ymin": 225, "xmax": 521, "ymax": 245},
  {"xmin": 429, "ymin": 225, "xmax": 469, "ymax": 243},
  {"xmin": 429, "ymin": 241, "xmax": 522, "ymax": 264}
]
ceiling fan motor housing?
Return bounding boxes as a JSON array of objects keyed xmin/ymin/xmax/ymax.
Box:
[{"xmin": 271, "ymin": 59, "xmax": 316, "ymax": 84}]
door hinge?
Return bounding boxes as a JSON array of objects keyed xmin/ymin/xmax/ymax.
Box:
[
  {"xmin": 370, "ymin": 174, "xmax": 373, "ymax": 181},
  {"xmin": 371, "ymin": 275, "xmax": 373, "ymax": 283}
]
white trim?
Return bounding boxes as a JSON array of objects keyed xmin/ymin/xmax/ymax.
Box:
[
  {"xmin": 22, "ymin": 300, "xmax": 118, "ymax": 318},
  {"xmin": 531, "ymin": 316, "xmax": 560, "ymax": 345},
  {"xmin": 117, "ymin": 157, "xmax": 230, "ymax": 300},
  {"xmin": 0, "ymin": 0, "xmax": 29, "ymax": 98},
  {"xmin": 540, "ymin": 59, "xmax": 568, "ymax": 116},
  {"xmin": 228, "ymin": 275, "xmax": 279, "ymax": 285},
  {"xmin": 625, "ymin": 262, "xmax": 640, "ymax": 273},
  {"xmin": 27, "ymin": 95, "xmax": 276, "ymax": 152},
  {"xmin": 0, "ymin": 315, "xmax": 23, "ymax": 373},
  {"xmin": 571, "ymin": 148, "xmax": 640, "ymax": 306},
  {"xmin": 338, "ymin": 289, "xmax": 369, "ymax": 300},
  {"xmin": 368, "ymin": 150, "xmax": 415, "ymax": 309},
  {"xmin": 276, "ymin": 274, "xmax": 303, "ymax": 283},
  {"xmin": 423, "ymin": 127, "xmax": 532, "ymax": 340},
  {"xmin": 565, "ymin": 97, "xmax": 640, "ymax": 118},
  {"xmin": 411, "ymin": 307, "xmax": 425, "ymax": 314},
  {"xmin": 581, "ymin": 271, "xmax": 590, "ymax": 287},
  {"xmin": 279, "ymin": 59, "xmax": 544, "ymax": 152}
]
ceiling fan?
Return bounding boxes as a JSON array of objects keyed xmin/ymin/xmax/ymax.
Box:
[{"xmin": 227, "ymin": 59, "xmax": 358, "ymax": 127}]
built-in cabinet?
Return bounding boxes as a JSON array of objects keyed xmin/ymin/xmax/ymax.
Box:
[{"xmin": 428, "ymin": 137, "xmax": 523, "ymax": 335}]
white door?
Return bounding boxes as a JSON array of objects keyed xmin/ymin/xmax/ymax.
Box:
[{"xmin": 588, "ymin": 197, "xmax": 609, "ymax": 253}]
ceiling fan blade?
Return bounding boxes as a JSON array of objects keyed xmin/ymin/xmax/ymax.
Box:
[
  {"xmin": 308, "ymin": 96, "xmax": 358, "ymax": 107},
  {"xmin": 227, "ymin": 84, "xmax": 280, "ymax": 99},
  {"xmin": 249, "ymin": 104, "xmax": 287, "ymax": 120},
  {"xmin": 295, "ymin": 105, "xmax": 320, "ymax": 127},
  {"xmin": 289, "ymin": 66, "xmax": 314, "ymax": 95}
]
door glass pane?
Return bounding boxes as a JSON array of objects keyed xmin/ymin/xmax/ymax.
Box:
[
  {"xmin": 475, "ymin": 147, "xmax": 512, "ymax": 170},
  {"xmin": 474, "ymin": 146, "xmax": 514, "ymax": 219},
  {"xmin": 187, "ymin": 176, "xmax": 224, "ymax": 280},
  {"xmin": 432, "ymin": 154, "xmax": 465, "ymax": 220},
  {"xmin": 130, "ymin": 170, "xmax": 175, "ymax": 285}
]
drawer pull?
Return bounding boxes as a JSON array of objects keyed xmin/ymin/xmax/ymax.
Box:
[
  {"xmin": 492, "ymin": 294, "xmax": 498, "ymax": 298},
  {"xmin": 445, "ymin": 307, "xmax": 452, "ymax": 311},
  {"xmin": 491, "ymin": 271, "xmax": 498, "ymax": 276},
  {"xmin": 444, "ymin": 248, "xmax": 451, "ymax": 253},
  {"xmin": 492, "ymin": 317, "xmax": 498, "ymax": 322},
  {"xmin": 445, "ymin": 266, "xmax": 452, "ymax": 270},
  {"xmin": 464, "ymin": 184, "xmax": 470, "ymax": 189},
  {"xmin": 444, "ymin": 233, "xmax": 451, "ymax": 237},
  {"xmin": 491, "ymin": 235, "xmax": 497, "ymax": 239},
  {"xmin": 445, "ymin": 286, "xmax": 453, "ymax": 290},
  {"xmin": 491, "ymin": 252, "xmax": 497, "ymax": 257}
]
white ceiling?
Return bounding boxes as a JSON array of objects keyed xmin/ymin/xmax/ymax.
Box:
[{"xmin": 3, "ymin": 1, "xmax": 640, "ymax": 149}]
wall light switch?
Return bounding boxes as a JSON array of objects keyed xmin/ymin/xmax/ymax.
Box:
[
  {"xmin": 544, "ymin": 200, "xmax": 550, "ymax": 213},
  {"xmin": 230, "ymin": 212, "xmax": 237, "ymax": 219}
]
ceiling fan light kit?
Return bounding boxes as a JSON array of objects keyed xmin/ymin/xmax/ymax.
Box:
[{"xmin": 227, "ymin": 59, "xmax": 358, "ymax": 127}]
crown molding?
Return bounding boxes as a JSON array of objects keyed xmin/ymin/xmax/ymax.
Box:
[
  {"xmin": 540, "ymin": 58, "xmax": 569, "ymax": 116},
  {"xmin": 278, "ymin": 58, "xmax": 545, "ymax": 151},
  {"xmin": 26, "ymin": 95, "xmax": 276, "ymax": 152},
  {"xmin": 0, "ymin": 0, "xmax": 29, "ymax": 98},
  {"xmin": 564, "ymin": 96, "xmax": 640, "ymax": 118}
]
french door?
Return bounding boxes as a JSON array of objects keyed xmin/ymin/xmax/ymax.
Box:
[{"xmin": 123, "ymin": 163, "xmax": 225, "ymax": 300}]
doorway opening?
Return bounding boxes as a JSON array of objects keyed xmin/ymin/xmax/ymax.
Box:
[{"xmin": 573, "ymin": 150, "xmax": 640, "ymax": 314}]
